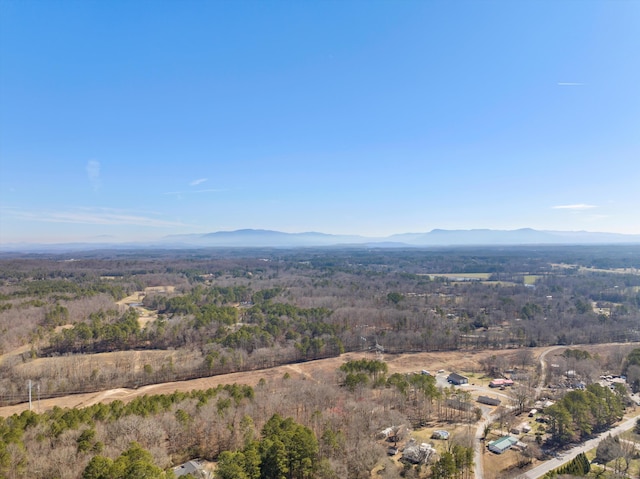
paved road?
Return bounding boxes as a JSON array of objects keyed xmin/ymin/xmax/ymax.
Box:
[{"xmin": 519, "ymin": 413, "xmax": 640, "ymax": 479}]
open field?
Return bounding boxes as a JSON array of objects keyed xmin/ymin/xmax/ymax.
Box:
[
  {"xmin": 426, "ymin": 272, "xmax": 493, "ymax": 280},
  {"xmin": 551, "ymin": 264, "xmax": 640, "ymax": 275}
]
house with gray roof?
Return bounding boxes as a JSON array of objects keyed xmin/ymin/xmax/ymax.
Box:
[
  {"xmin": 173, "ymin": 459, "xmax": 211, "ymax": 478},
  {"xmin": 487, "ymin": 436, "xmax": 518, "ymax": 454}
]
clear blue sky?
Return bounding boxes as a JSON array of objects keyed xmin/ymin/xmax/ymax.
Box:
[{"xmin": 1, "ymin": 0, "xmax": 639, "ymax": 243}]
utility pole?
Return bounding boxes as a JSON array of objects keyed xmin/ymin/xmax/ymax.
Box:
[
  {"xmin": 37, "ymin": 383, "xmax": 41, "ymax": 412},
  {"xmin": 28, "ymin": 379, "xmax": 32, "ymax": 411}
]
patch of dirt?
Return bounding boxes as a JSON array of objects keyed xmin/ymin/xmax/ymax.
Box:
[{"xmin": 116, "ymin": 286, "xmax": 174, "ymax": 329}]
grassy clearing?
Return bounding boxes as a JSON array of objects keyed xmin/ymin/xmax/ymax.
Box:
[
  {"xmin": 524, "ymin": 275, "xmax": 541, "ymax": 285},
  {"xmin": 552, "ymin": 264, "xmax": 640, "ymax": 276},
  {"xmin": 482, "ymin": 431, "xmax": 525, "ymax": 479},
  {"xmin": 429, "ymin": 273, "xmax": 492, "ymax": 280}
]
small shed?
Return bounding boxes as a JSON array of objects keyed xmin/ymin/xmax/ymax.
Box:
[
  {"xmin": 488, "ymin": 436, "xmax": 518, "ymax": 454},
  {"xmin": 512, "ymin": 441, "xmax": 528, "ymax": 451},
  {"xmin": 431, "ymin": 430, "xmax": 450, "ymax": 440},
  {"xmin": 447, "ymin": 373, "xmax": 469, "ymax": 385}
]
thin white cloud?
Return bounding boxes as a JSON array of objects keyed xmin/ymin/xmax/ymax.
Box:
[
  {"xmin": 86, "ymin": 160, "xmax": 101, "ymax": 191},
  {"xmin": 164, "ymin": 188, "xmax": 226, "ymax": 196},
  {"xmin": 190, "ymin": 178, "xmax": 208, "ymax": 186},
  {"xmin": 557, "ymin": 82, "xmax": 584, "ymax": 86},
  {"xmin": 552, "ymin": 204, "xmax": 597, "ymax": 210},
  {"xmin": 4, "ymin": 207, "xmax": 189, "ymax": 228}
]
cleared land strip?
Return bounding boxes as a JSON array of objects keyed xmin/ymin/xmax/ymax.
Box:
[
  {"xmin": 0, "ymin": 347, "xmax": 532, "ymax": 417},
  {"xmin": 2, "ymin": 342, "xmax": 637, "ymax": 418}
]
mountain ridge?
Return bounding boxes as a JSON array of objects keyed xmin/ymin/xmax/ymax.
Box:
[{"xmin": 3, "ymin": 228, "xmax": 640, "ymax": 252}]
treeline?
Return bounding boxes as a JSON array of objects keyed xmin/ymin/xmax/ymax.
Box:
[
  {"xmin": 3, "ymin": 247, "xmax": 640, "ymax": 402},
  {"xmin": 82, "ymin": 443, "xmax": 171, "ymax": 479},
  {"xmin": 0, "ymin": 354, "xmax": 493, "ymax": 479},
  {"xmin": 0, "ymin": 384, "xmax": 255, "ymax": 478},
  {"xmin": 545, "ymin": 384, "xmax": 625, "ymax": 445},
  {"xmin": 3, "ymin": 278, "xmax": 128, "ymax": 301},
  {"xmin": 5, "ymin": 249, "xmax": 640, "ymax": 359},
  {"xmin": 44, "ymin": 291, "xmax": 342, "ymax": 362},
  {"xmin": 543, "ymin": 452, "xmax": 590, "ymax": 477},
  {"xmin": 145, "ymin": 285, "xmax": 254, "ymax": 312},
  {"xmin": 215, "ymin": 414, "xmax": 318, "ymax": 479},
  {"xmin": 0, "ymin": 368, "xmax": 429, "ymax": 479},
  {"xmin": 431, "ymin": 445, "xmax": 474, "ymax": 479},
  {"xmin": 48, "ymin": 309, "xmax": 141, "ymax": 354}
]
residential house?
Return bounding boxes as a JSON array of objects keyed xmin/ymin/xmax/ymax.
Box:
[
  {"xmin": 402, "ymin": 439, "xmax": 437, "ymax": 464},
  {"xmin": 489, "ymin": 378, "xmax": 514, "ymax": 388},
  {"xmin": 447, "ymin": 373, "xmax": 469, "ymax": 385},
  {"xmin": 488, "ymin": 436, "xmax": 518, "ymax": 454},
  {"xmin": 173, "ymin": 459, "xmax": 211, "ymax": 479}
]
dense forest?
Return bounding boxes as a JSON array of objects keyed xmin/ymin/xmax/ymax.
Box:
[
  {"xmin": 1, "ymin": 245, "xmax": 640, "ymax": 478},
  {"xmin": 1, "ymin": 246, "xmax": 640, "ymax": 403}
]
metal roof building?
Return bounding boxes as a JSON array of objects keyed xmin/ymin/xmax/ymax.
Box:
[{"xmin": 488, "ymin": 436, "xmax": 518, "ymax": 454}]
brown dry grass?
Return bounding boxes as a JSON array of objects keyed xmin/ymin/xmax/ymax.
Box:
[
  {"xmin": 0, "ymin": 347, "xmax": 527, "ymax": 417},
  {"xmin": 2, "ymin": 342, "xmax": 637, "ymax": 418}
]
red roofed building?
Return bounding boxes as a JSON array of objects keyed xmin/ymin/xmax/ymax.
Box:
[{"xmin": 489, "ymin": 378, "xmax": 514, "ymax": 388}]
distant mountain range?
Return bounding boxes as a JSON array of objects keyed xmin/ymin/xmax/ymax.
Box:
[
  {"xmin": 162, "ymin": 228, "xmax": 640, "ymax": 248},
  {"xmin": 3, "ymin": 228, "xmax": 639, "ymax": 252}
]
